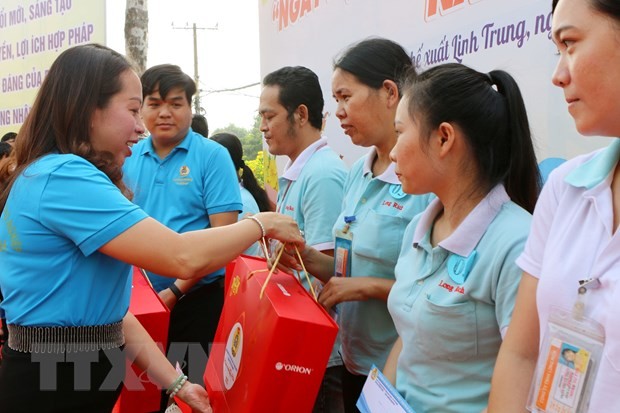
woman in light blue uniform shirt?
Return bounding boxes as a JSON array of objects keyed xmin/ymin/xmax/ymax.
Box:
[
  {"xmin": 289, "ymin": 38, "xmax": 432, "ymax": 412},
  {"xmin": 385, "ymin": 64, "xmax": 541, "ymax": 413},
  {"xmin": 211, "ymin": 132, "xmax": 273, "ymax": 256},
  {"xmin": 0, "ymin": 44, "xmax": 303, "ymax": 413}
]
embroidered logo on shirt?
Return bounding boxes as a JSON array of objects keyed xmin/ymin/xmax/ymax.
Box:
[
  {"xmin": 389, "ymin": 184, "xmax": 407, "ymax": 200},
  {"xmin": 174, "ymin": 165, "xmax": 193, "ymax": 186},
  {"xmin": 381, "ymin": 200, "xmax": 404, "ymax": 210},
  {"xmin": 438, "ymin": 279, "xmax": 465, "ymax": 294},
  {"xmin": 447, "ymin": 251, "xmax": 477, "ymax": 284}
]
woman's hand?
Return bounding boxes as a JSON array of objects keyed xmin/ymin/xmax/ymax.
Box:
[
  {"xmin": 175, "ymin": 382, "xmax": 213, "ymax": 413},
  {"xmin": 318, "ymin": 276, "xmax": 370, "ymax": 310},
  {"xmin": 256, "ymin": 212, "xmax": 305, "ymax": 248},
  {"xmin": 318, "ymin": 276, "xmax": 394, "ymax": 310},
  {"xmin": 268, "ymin": 240, "xmax": 310, "ymax": 273}
]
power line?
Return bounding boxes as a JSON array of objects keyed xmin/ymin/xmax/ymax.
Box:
[
  {"xmin": 172, "ymin": 22, "xmax": 218, "ymax": 113},
  {"xmin": 203, "ymin": 82, "xmax": 260, "ymax": 95}
]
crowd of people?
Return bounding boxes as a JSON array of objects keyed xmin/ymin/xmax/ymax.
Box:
[{"xmin": 1, "ymin": 0, "xmax": 619, "ymax": 412}]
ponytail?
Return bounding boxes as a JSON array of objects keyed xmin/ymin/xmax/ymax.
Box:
[
  {"xmin": 402, "ymin": 63, "xmax": 541, "ymax": 213},
  {"xmin": 489, "ymin": 70, "xmax": 541, "ymax": 213}
]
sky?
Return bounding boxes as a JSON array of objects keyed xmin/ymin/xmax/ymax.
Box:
[{"xmin": 106, "ymin": 0, "xmax": 262, "ymax": 132}]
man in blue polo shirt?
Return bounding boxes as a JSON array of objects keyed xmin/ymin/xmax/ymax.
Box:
[
  {"xmin": 123, "ymin": 65, "xmax": 241, "ymax": 401},
  {"xmin": 259, "ymin": 66, "xmax": 348, "ymax": 413}
]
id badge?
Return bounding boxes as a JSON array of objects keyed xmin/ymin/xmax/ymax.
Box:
[
  {"xmin": 334, "ymin": 230, "xmax": 352, "ymax": 278},
  {"xmin": 527, "ymin": 307, "xmax": 605, "ymax": 413}
]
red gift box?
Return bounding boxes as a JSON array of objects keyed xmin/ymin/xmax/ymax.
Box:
[
  {"xmin": 205, "ymin": 255, "xmax": 339, "ymax": 413},
  {"xmin": 113, "ymin": 267, "xmax": 171, "ymax": 413}
]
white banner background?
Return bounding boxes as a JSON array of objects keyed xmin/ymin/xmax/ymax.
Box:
[{"xmin": 258, "ymin": 0, "xmax": 609, "ymax": 168}]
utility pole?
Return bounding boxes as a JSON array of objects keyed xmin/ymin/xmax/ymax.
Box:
[{"xmin": 172, "ymin": 22, "xmax": 218, "ymax": 114}]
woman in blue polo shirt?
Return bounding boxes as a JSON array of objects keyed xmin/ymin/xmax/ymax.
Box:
[
  {"xmin": 288, "ymin": 38, "xmax": 433, "ymax": 412},
  {"xmin": 385, "ymin": 64, "xmax": 541, "ymax": 413},
  {"xmin": 0, "ymin": 44, "xmax": 303, "ymax": 413},
  {"xmin": 211, "ymin": 132, "xmax": 273, "ymax": 257}
]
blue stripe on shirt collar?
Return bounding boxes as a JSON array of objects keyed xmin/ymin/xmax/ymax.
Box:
[{"xmin": 565, "ymin": 139, "xmax": 620, "ymax": 189}]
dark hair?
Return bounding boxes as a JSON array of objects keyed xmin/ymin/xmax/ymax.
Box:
[
  {"xmin": 401, "ymin": 63, "xmax": 541, "ymax": 213},
  {"xmin": 141, "ymin": 64, "xmax": 196, "ymax": 104},
  {"xmin": 1, "ymin": 132, "xmax": 16, "ymax": 143},
  {"xmin": 334, "ymin": 37, "xmax": 413, "ymax": 95},
  {"xmin": 552, "ymin": 0, "xmax": 620, "ymax": 19},
  {"xmin": 192, "ymin": 114, "xmax": 209, "ymax": 137},
  {"xmin": 262, "ymin": 66, "xmax": 324, "ymax": 130},
  {"xmin": 0, "ymin": 43, "xmax": 134, "ymax": 210},
  {"xmin": 561, "ymin": 347, "xmax": 576, "ymax": 356},
  {"xmin": 210, "ymin": 132, "xmax": 271, "ymax": 212},
  {"xmin": 0, "ymin": 142, "xmax": 12, "ymax": 159}
]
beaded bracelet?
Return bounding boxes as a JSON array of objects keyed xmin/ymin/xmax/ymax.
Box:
[
  {"xmin": 245, "ymin": 214, "xmax": 266, "ymax": 238},
  {"xmin": 166, "ymin": 373, "xmax": 188, "ymax": 396},
  {"xmin": 169, "ymin": 375, "xmax": 187, "ymax": 400}
]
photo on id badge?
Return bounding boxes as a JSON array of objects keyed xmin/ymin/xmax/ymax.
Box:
[{"xmin": 536, "ymin": 338, "xmax": 591, "ymax": 413}]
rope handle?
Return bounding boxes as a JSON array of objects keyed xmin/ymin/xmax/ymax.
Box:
[{"xmin": 247, "ymin": 242, "xmax": 317, "ymax": 301}]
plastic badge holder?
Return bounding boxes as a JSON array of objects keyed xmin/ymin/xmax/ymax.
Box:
[{"xmin": 527, "ymin": 307, "xmax": 604, "ymax": 413}]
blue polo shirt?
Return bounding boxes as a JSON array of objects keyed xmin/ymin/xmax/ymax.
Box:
[
  {"xmin": 335, "ymin": 148, "xmax": 433, "ymax": 375},
  {"xmin": 277, "ymin": 137, "xmax": 347, "ymax": 253},
  {"xmin": 123, "ymin": 129, "xmax": 242, "ymax": 292},
  {"xmin": 388, "ymin": 185, "xmax": 530, "ymax": 413},
  {"xmin": 0, "ymin": 154, "xmax": 148, "ymax": 326}
]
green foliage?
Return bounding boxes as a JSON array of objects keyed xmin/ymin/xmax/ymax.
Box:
[
  {"xmin": 246, "ymin": 150, "xmax": 265, "ymax": 188},
  {"xmin": 212, "ymin": 123, "xmax": 249, "ymax": 140},
  {"xmin": 242, "ymin": 114, "xmax": 264, "ymax": 160},
  {"xmin": 213, "ymin": 114, "xmax": 265, "ymax": 187}
]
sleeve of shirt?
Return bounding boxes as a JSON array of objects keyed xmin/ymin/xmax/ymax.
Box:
[
  {"xmin": 493, "ymin": 226, "xmax": 529, "ymax": 334},
  {"xmin": 301, "ymin": 163, "xmax": 347, "ymax": 250},
  {"xmin": 201, "ymin": 144, "xmax": 243, "ymax": 216},
  {"xmin": 516, "ymin": 169, "xmax": 563, "ymax": 279},
  {"xmin": 40, "ymin": 159, "xmax": 148, "ymax": 256}
]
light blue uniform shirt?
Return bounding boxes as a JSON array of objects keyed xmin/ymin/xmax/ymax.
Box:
[
  {"xmin": 0, "ymin": 154, "xmax": 148, "ymax": 326},
  {"xmin": 388, "ymin": 185, "xmax": 530, "ymax": 413},
  {"xmin": 277, "ymin": 138, "xmax": 347, "ymax": 251},
  {"xmin": 277, "ymin": 137, "xmax": 347, "ymax": 254},
  {"xmin": 335, "ymin": 148, "xmax": 432, "ymax": 375},
  {"xmin": 277, "ymin": 137, "xmax": 347, "ymax": 367},
  {"xmin": 239, "ymin": 184, "xmax": 261, "ymax": 256},
  {"xmin": 123, "ymin": 129, "xmax": 242, "ymax": 292}
]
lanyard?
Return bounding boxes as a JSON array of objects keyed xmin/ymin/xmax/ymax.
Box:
[{"xmin": 276, "ymin": 180, "xmax": 293, "ymax": 214}]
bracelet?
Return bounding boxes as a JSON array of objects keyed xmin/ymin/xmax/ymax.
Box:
[
  {"xmin": 168, "ymin": 283, "xmax": 185, "ymax": 300},
  {"xmin": 169, "ymin": 376, "xmax": 187, "ymax": 400},
  {"xmin": 245, "ymin": 214, "xmax": 266, "ymax": 238},
  {"xmin": 166, "ymin": 373, "xmax": 188, "ymax": 396}
]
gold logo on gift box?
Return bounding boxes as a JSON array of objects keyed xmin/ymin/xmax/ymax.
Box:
[
  {"xmin": 231, "ymin": 326, "xmax": 241, "ymax": 357},
  {"xmin": 230, "ymin": 275, "xmax": 241, "ymax": 296}
]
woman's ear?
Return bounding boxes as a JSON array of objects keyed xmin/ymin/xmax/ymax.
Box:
[
  {"xmin": 383, "ymin": 80, "xmax": 400, "ymax": 108},
  {"xmin": 435, "ymin": 122, "xmax": 456, "ymax": 157}
]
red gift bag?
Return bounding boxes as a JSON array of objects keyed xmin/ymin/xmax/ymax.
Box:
[
  {"xmin": 113, "ymin": 267, "xmax": 171, "ymax": 413},
  {"xmin": 205, "ymin": 255, "xmax": 338, "ymax": 413}
]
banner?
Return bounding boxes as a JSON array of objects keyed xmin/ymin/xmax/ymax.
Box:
[
  {"xmin": 0, "ymin": 0, "xmax": 106, "ymax": 136},
  {"xmin": 258, "ymin": 0, "xmax": 609, "ymax": 166}
]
